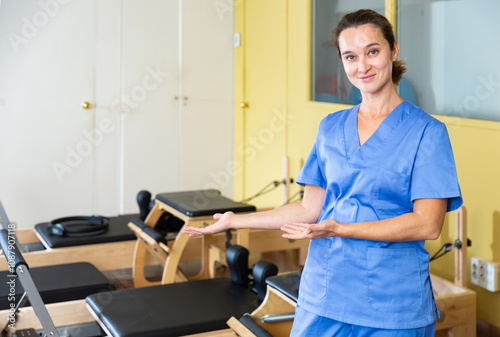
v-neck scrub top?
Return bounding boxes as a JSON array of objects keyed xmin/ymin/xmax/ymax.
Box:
[{"xmin": 295, "ymin": 101, "xmax": 463, "ymax": 329}]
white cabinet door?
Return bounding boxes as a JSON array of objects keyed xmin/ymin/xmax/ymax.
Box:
[
  {"xmin": 180, "ymin": 0, "xmax": 234, "ymax": 198},
  {"xmin": 0, "ymin": 0, "xmax": 235, "ymax": 227},
  {"xmin": 118, "ymin": 0, "xmax": 235, "ymax": 212},
  {"xmin": 117, "ymin": 0, "xmax": 235, "ymax": 213},
  {"xmin": 118, "ymin": 0, "xmax": 181, "ymax": 213},
  {"xmin": 0, "ymin": 0, "xmax": 98, "ymax": 227}
]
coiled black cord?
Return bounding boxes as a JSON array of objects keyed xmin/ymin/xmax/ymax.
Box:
[
  {"xmin": 282, "ymin": 190, "xmax": 304, "ymax": 205},
  {"xmin": 239, "ymin": 180, "xmax": 284, "ymax": 203}
]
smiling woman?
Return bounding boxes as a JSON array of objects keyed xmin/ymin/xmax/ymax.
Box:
[{"xmin": 184, "ymin": 8, "xmax": 463, "ymax": 337}]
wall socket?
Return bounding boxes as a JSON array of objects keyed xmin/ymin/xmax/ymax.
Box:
[{"xmin": 471, "ymin": 256, "xmax": 500, "ymax": 292}]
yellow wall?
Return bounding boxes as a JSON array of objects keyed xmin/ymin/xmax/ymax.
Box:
[
  {"xmin": 234, "ymin": 0, "xmax": 500, "ymax": 327},
  {"xmin": 233, "ymin": 0, "xmax": 288, "ymax": 205}
]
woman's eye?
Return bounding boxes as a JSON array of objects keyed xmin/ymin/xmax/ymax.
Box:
[
  {"xmin": 345, "ymin": 55, "xmax": 355, "ymax": 61},
  {"xmin": 369, "ymin": 49, "xmax": 379, "ymax": 56}
]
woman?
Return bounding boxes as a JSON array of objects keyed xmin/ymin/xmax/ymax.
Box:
[{"xmin": 184, "ymin": 9, "xmax": 462, "ymax": 337}]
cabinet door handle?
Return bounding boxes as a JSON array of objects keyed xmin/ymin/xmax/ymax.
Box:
[{"xmin": 82, "ymin": 101, "xmax": 93, "ymax": 109}]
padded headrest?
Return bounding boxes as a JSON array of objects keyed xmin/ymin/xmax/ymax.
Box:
[
  {"xmin": 226, "ymin": 245, "xmax": 250, "ymax": 286},
  {"xmin": 252, "ymin": 260, "xmax": 278, "ymax": 301}
]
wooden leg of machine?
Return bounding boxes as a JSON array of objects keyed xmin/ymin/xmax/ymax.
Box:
[
  {"xmin": 227, "ymin": 285, "xmax": 296, "ymax": 337},
  {"xmin": 161, "ymin": 221, "xmax": 208, "ymax": 284},
  {"xmin": 455, "ymin": 206, "xmax": 467, "ymax": 288},
  {"xmin": 131, "ymin": 238, "xmax": 158, "ymax": 287},
  {"xmin": 189, "ymin": 230, "xmax": 214, "ymax": 281},
  {"xmin": 144, "ymin": 202, "xmax": 165, "ymax": 227},
  {"xmin": 208, "ymin": 243, "xmax": 227, "ymax": 278},
  {"xmin": 0, "ymin": 299, "xmax": 94, "ymax": 332},
  {"xmin": 434, "ymin": 205, "xmax": 476, "ymax": 337},
  {"xmin": 129, "ymin": 221, "xmax": 172, "ymax": 287},
  {"xmin": 227, "ymin": 317, "xmax": 258, "ymax": 337}
]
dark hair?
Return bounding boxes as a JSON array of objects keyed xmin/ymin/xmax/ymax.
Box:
[{"xmin": 331, "ymin": 9, "xmax": 406, "ymax": 86}]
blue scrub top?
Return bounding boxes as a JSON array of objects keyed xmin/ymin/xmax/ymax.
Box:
[{"xmin": 296, "ymin": 101, "xmax": 463, "ymax": 329}]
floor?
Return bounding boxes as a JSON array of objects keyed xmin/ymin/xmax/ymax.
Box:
[{"xmin": 477, "ymin": 319, "xmax": 500, "ymax": 337}]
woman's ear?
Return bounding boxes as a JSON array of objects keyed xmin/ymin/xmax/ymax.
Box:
[{"xmin": 392, "ymin": 41, "xmax": 400, "ymax": 62}]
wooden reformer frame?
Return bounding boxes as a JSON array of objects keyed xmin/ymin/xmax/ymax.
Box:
[
  {"xmin": 434, "ymin": 206, "xmax": 476, "ymax": 337},
  {"xmin": 0, "ymin": 227, "xmax": 137, "ymax": 273},
  {"xmin": 130, "ymin": 198, "xmax": 309, "ymax": 287}
]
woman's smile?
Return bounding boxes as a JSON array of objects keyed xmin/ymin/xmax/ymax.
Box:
[{"xmin": 358, "ymin": 74, "xmax": 375, "ymax": 81}]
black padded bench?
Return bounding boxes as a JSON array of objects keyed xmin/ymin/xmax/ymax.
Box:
[
  {"xmin": 0, "ymin": 262, "xmax": 114, "ymax": 310},
  {"xmin": 86, "ymin": 245, "xmax": 277, "ymax": 337},
  {"xmin": 155, "ymin": 189, "xmax": 256, "ymax": 217},
  {"xmin": 132, "ymin": 190, "xmax": 257, "ymax": 286},
  {"xmin": 34, "ymin": 214, "xmax": 138, "ymax": 249},
  {"xmin": 87, "ymin": 278, "xmax": 258, "ymax": 337}
]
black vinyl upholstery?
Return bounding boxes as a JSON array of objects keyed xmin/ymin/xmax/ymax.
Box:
[
  {"xmin": 0, "ymin": 262, "xmax": 113, "ymax": 310},
  {"xmin": 155, "ymin": 190, "xmax": 256, "ymax": 217},
  {"xmin": 252, "ymin": 260, "xmax": 279, "ymax": 301},
  {"xmin": 35, "ymin": 214, "xmax": 137, "ymax": 248},
  {"xmin": 265, "ymin": 270, "xmax": 302, "ymax": 303},
  {"xmin": 86, "ymin": 278, "xmax": 260, "ymax": 337},
  {"xmin": 238, "ymin": 314, "xmax": 274, "ymax": 337},
  {"xmin": 129, "ymin": 218, "xmax": 168, "ymax": 244}
]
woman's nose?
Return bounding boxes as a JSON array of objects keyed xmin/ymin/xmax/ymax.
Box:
[{"xmin": 358, "ymin": 58, "xmax": 370, "ymax": 73}]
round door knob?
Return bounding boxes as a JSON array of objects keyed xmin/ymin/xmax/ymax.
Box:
[
  {"xmin": 240, "ymin": 102, "xmax": 249, "ymax": 108},
  {"xmin": 82, "ymin": 101, "xmax": 92, "ymax": 109}
]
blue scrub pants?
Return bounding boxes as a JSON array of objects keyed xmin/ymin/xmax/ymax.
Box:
[{"xmin": 290, "ymin": 305, "xmax": 435, "ymax": 337}]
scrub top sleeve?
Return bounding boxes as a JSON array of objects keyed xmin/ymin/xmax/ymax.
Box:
[
  {"xmin": 410, "ymin": 122, "xmax": 463, "ymax": 212},
  {"xmin": 296, "ymin": 137, "xmax": 327, "ymax": 189}
]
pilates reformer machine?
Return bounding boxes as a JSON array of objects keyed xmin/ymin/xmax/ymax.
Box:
[
  {"xmin": 1, "ymin": 190, "xmax": 308, "ymax": 284},
  {"xmin": 0, "ymin": 200, "xmax": 79, "ymax": 337},
  {"xmin": 1, "ymin": 198, "xmax": 282, "ymax": 337},
  {"xmin": 0, "ymin": 190, "xmax": 309, "ymax": 336},
  {"xmin": 2, "ymin": 190, "xmax": 295, "ymax": 337}
]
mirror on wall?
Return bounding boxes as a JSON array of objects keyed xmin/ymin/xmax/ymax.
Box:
[
  {"xmin": 311, "ymin": 0, "xmax": 385, "ymax": 104},
  {"xmin": 398, "ymin": 0, "xmax": 500, "ymax": 121}
]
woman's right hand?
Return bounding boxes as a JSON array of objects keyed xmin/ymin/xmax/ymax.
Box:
[{"xmin": 182, "ymin": 211, "xmax": 234, "ymax": 237}]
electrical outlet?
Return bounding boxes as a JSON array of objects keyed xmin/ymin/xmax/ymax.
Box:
[
  {"xmin": 485, "ymin": 262, "xmax": 500, "ymax": 292},
  {"xmin": 471, "ymin": 256, "xmax": 480, "ymax": 285},
  {"xmin": 471, "ymin": 256, "xmax": 500, "ymax": 292}
]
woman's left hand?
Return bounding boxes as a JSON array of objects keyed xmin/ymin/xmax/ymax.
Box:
[{"xmin": 281, "ymin": 219, "xmax": 340, "ymax": 240}]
